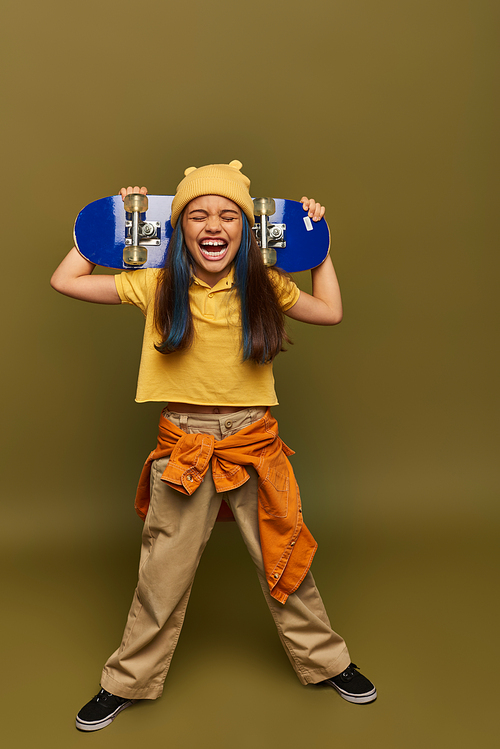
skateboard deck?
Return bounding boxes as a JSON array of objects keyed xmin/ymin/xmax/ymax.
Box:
[{"xmin": 74, "ymin": 195, "xmax": 330, "ymax": 273}]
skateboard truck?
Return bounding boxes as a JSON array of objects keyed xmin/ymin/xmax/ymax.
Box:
[
  {"xmin": 123, "ymin": 194, "xmax": 160, "ymax": 266},
  {"xmin": 252, "ymin": 197, "xmax": 286, "ymax": 266}
]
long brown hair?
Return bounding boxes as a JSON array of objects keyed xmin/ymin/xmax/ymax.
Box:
[{"xmin": 153, "ymin": 214, "xmax": 291, "ymax": 364}]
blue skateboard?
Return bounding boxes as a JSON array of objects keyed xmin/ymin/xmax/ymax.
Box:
[{"xmin": 73, "ymin": 194, "xmax": 330, "ymax": 272}]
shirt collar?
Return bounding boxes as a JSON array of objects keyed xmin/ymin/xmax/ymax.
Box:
[{"xmin": 192, "ymin": 265, "xmax": 235, "ymax": 292}]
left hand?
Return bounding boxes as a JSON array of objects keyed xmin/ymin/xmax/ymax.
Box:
[
  {"xmin": 119, "ymin": 185, "xmax": 148, "ymax": 201},
  {"xmin": 301, "ymin": 197, "xmax": 325, "ymax": 222}
]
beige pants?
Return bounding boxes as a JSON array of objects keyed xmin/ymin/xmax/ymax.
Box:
[{"xmin": 101, "ymin": 408, "xmax": 350, "ymax": 699}]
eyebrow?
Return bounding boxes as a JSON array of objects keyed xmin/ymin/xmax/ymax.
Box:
[{"xmin": 187, "ymin": 208, "xmax": 240, "ymax": 216}]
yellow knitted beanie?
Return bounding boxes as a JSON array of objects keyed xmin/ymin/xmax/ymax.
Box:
[{"xmin": 170, "ymin": 160, "xmax": 255, "ymax": 228}]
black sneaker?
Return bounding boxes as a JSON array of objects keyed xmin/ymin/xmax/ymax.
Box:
[
  {"xmin": 321, "ymin": 663, "xmax": 377, "ymax": 704},
  {"xmin": 76, "ymin": 688, "xmax": 136, "ymax": 731}
]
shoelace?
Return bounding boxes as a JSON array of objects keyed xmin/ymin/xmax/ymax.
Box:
[
  {"xmin": 340, "ymin": 663, "xmax": 360, "ymax": 681},
  {"xmin": 95, "ymin": 689, "xmax": 125, "ymax": 704}
]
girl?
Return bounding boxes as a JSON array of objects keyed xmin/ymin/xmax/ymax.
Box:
[{"xmin": 51, "ymin": 161, "xmax": 376, "ymax": 732}]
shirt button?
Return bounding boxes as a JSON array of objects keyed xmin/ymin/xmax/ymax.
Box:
[
  {"xmin": 290, "ymin": 541, "xmax": 295, "ymax": 546},
  {"xmin": 186, "ymin": 475, "xmax": 193, "ymax": 482},
  {"xmin": 225, "ymin": 420, "xmax": 233, "ymax": 429},
  {"xmin": 208, "ymin": 292, "xmax": 214, "ymax": 298},
  {"xmin": 273, "ymin": 574, "xmax": 279, "ymax": 579}
]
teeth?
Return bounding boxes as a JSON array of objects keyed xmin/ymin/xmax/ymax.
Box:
[
  {"xmin": 202, "ymin": 248, "xmax": 226, "ymax": 257},
  {"xmin": 199, "ymin": 239, "xmax": 227, "ymax": 259}
]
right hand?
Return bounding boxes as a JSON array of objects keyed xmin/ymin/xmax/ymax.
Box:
[{"xmin": 119, "ymin": 185, "xmax": 148, "ymax": 201}]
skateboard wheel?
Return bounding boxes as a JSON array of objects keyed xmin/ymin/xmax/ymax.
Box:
[
  {"xmin": 261, "ymin": 248, "xmax": 277, "ymax": 267},
  {"xmin": 124, "ymin": 194, "xmax": 148, "ymax": 213},
  {"xmin": 253, "ymin": 197, "xmax": 276, "ymax": 216},
  {"xmin": 123, "ymin": 245, "xmax": 148, "ymax": 266}
]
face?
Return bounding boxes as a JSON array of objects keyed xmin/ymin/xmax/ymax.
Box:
[{"xmin": 181, "ymin": 195, "xmax": 243, "ymax": 286}]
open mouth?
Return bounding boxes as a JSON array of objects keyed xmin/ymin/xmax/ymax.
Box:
[{"xmin": 198, "ymin": 239, "xmax": 228, "ymax": 260}]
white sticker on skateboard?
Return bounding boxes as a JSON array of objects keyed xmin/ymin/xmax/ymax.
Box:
[{"xmin": 303, "ymin": 216, "xmax": 313, "ymax": 231}]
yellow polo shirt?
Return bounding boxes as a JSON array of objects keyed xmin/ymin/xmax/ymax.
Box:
[{"xmin": 114, "ymin": 266, "xmax": 300, "ymax": 405}]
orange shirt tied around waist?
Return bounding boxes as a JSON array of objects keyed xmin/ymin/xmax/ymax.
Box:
[{"xmin": 134, "ymin": 409, "xmax": 318, "ymax": 604}]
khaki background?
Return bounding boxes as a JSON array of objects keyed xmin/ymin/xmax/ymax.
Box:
[{"xmin": 1, "ymin": 0, "xmax": 498, "ymax": 746}]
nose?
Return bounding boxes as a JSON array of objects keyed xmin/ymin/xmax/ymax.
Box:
[{"xmin": 206, "ymin": 213, "xmax": 222, "ymax": 232}]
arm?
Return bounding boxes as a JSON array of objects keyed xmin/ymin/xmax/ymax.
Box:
[
  {"xmin": 284, "ymin": 198, "xmax": 343, "ymax": 325},
  {"xmin": 50, "ymin": 185, "xmax": 147, "ymax": 304},
  {"xmin": 50, "ymin": 246, "xmax": 121, "ymax": 304}
]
